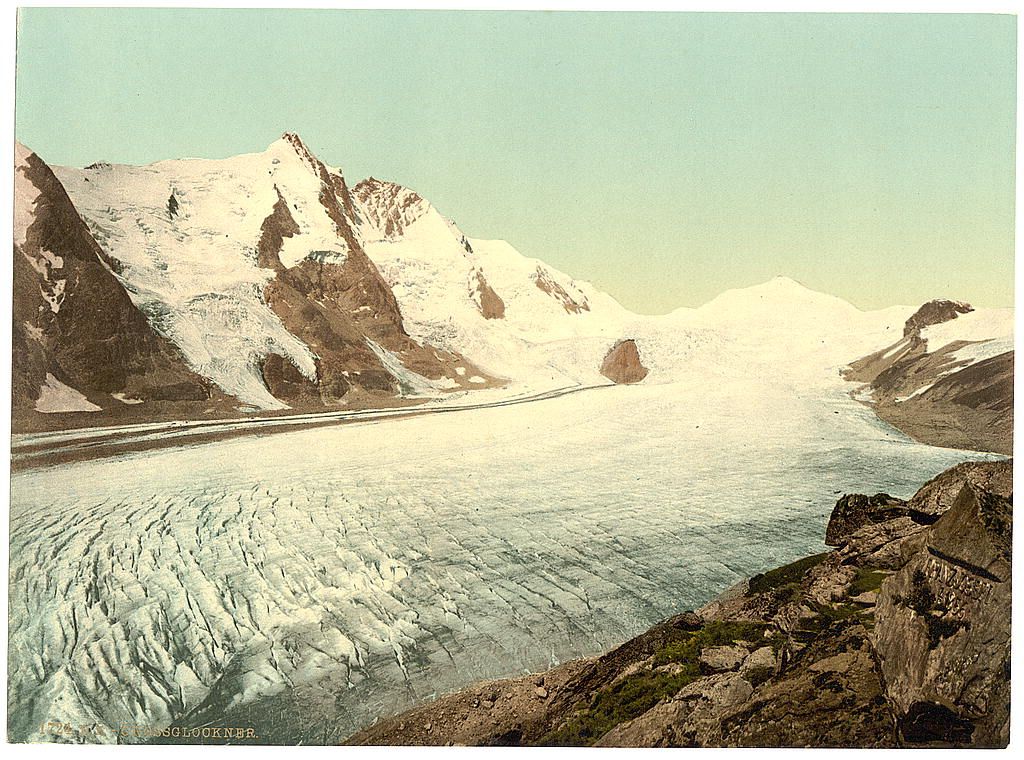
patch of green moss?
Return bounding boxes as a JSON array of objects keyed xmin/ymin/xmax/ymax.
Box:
[
  {"xmin": 747, "ymin": 552, "xmax": 830, "ymax": 596},
  {"xmin": 542, "ymin": 621, "xmax": 768, "ymax": 746},
  {"xmin": 798, "ymin": 600, "xmax": 864, "ymax": 633},
  {"xmin": 770, "ymin": 582, "xmax": 804, "ymax": 607},
  {"xmin": 849, "ymin": 568, "xmax": 888, "ymax": 596},
  {"xmin": 651, "ymin": 620, "xmax": 766, "ymax": 668}
]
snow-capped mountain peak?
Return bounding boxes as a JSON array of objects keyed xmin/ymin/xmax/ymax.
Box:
[
  {"xmin": 276, "ymin": 131, "xmax": 320, "ymax": 169},
  {"xmin": 354, "ymin": 177, "xmax": 433, "ymax": 241},
  {"xmin": 697, "ymin": 275, "xmax": 861, "ymax": 322},
  {"xmin": 21, "ymin": 134, "xmax": 961, "ymax": 425}
]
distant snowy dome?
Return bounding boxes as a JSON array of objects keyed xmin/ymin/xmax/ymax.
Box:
[{"xmin": 694, "ymin": 276, "xmax": 860, "ymax": 326}]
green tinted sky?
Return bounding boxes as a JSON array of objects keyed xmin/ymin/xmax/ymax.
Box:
[{"xmin": 15, "ymin": 9, "xmax": 1016, "ymax": 313}]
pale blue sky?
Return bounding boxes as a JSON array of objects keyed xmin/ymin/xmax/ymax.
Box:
[{"xmin": 15, "ymin": 9, "xmax": 1016, "ymax": 313}]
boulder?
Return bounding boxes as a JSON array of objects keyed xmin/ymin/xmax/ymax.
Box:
[
  {"xmin": 738, "ymin": 647, "xmax": 777, "ymax": 680},
  {"xmin": 600, "ymin": 339, "xmax": 649, "ymax": 384},
  {"xmin": 825, "ymin": 493, "xmax": 912, "ymax": 548},
  {"xmin": 906, "ymin": 460, "xmax": 1013, "ymax": 519},
  {"xmin": 699, "ymin": 646, "xmax": 748, "ymax": 674}
]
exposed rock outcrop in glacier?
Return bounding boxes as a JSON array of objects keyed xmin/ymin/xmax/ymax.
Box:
[
  {"xmin": 846, "ymin": 299, "xmax": 1013, "ymax": 454},
  {"xmin": 600, "ymin": 339, "xmax": 649, "ymax": 384},
  {"xmin": 903, "ymin": 299, "xmax": 974, "ymax": 338}
]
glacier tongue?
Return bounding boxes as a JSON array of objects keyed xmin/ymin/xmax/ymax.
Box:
[{"xmin": 8, "ymin": 372, "xmax": 1001, "ymax": 743}]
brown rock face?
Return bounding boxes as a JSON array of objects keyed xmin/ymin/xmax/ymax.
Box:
[
  {"xmin": 256, "ymin": 186, "xmax": 300, "ymax": 272},
  {"xmin": 867, "ymin": 349, "xmax": 1012, "ymax": 455},
  {"xmin": 600, "ymin": 339, "xmax": 649, "ymax": 384},
  {"xmin": 352, "ymin": 177, "xmax": 430, "ymax": 239},
  {"xmin": 846, "ymin": 298, "xmax": 1011, "ymax": 455},
  {"xmin": 533, "ymin": 266, "xmax": 590, "ymax": 314},
  {"xmin": 12, "ymin": 148, "xmax": 211, "ymax": 424},
  {"xmin": 874, "ymin": 482, "xmax": 1011, "ymax": 747},
  {"xmin": 904, "ymin": 299, "xmax": 973, "ymax": 338},
  {"xmin": 825, "ymin": 493, "xmax": 921, "ymax": 548},
  {"xmin": 474, "ymin": 271, "xmax": 506, "ymax": 319},
  {"xmin": 255, "ymin": 138, "xmax": 497, "ymax": 405},
  {"xmin": 825, "ymin": 460, "xmax": 1011, "ymax": 570},
  {"xmin": 717, "ymin": 623, "xmax": 898, "ymax": 748},
  {"xmin": 906, "ymin": 459, "xmax": 1013, "ymax": 517}
]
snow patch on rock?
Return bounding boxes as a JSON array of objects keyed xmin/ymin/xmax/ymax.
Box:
[
  {"xmin": 365, "ymin": 338, "xmax": 459, "ymax": 397},
  {"xmin": 925, "ymin": 307, "xmax": 1011, "ymax": 356},
  {"xmin": 35, "ymin": 374, "xmax": 102, "ymax": 413}
]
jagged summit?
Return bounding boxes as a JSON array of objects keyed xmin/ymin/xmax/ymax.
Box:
[
  {"xmin": 263, "ymin": 131, "xmax": 330, "ymax": 178},
  {"xmin": 354, "ymin": 176, "xmax": 431, "ymax": 240},
  {"xmin": 276, "ymin": 131, "xmax": 312, "ymax": 155}
]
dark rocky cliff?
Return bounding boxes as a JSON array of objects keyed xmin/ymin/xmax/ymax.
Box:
[
  {"xmin": 846, "ymin": 299, "xmax": 1012, "ymax": 455},
  {"xmin": 257, "ymin": 136, "xmax": 498, "ymax": 406},
  {"xmin": 12, "ymin": 146, "xmax": 215, "ymax": 430}
]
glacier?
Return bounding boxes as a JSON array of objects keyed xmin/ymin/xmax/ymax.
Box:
[
  {"xmin": 7, "ymin": 360, "xmax": 1001, "ymax": 743},
  {"xmin": 12, "ymin": 136, "xmax": 1014, "ymax": 744}
]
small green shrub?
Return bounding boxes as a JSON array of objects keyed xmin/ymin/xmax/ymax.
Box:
[
  {"xmin": 542, "ymin": 621, "xmax": 768, "ymax": 746},
  {"xmin": 651, "ymin": 620, "xmax": 765, "ymax": 668},
  {"xmin": 849, "ymin": 568, "xmax": 888, "ymax": 596},
  {"xmin": 748, "ymin": 553, "xmax": 830, "ymax": 596}
]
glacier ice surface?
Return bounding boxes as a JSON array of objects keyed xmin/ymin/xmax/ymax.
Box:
[{"xmin": 8, "ymin": 372, "xmax": 1000, "ymax": 743}]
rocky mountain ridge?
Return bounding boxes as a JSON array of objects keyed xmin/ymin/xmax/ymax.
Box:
[
  {"xmin": 349, "ymin": 459, "xmax": 1012, "ymax": 748},
  {"xmin": 846, "ymin": 299, "xmax": 1013, "ymax": 454},
  {"xmin": 12, "ymin": 136, "xmax": 1014, "ymax": 458},
  {"xmin": 13, "ymin": 143, "xmax": 219, "ymax": 428},
  {"xmin": 13, "ymin": 134, "xmax": 643, "ymax": 430}
]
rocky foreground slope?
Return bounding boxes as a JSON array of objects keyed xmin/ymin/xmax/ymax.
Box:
[
  {"xmin": 847, "ymin": 300, "xmax": 1013, "ymax": 454},
  {"xmin": 349, "ymin": 459, "xmax": 1011, "ymax": 748}
]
